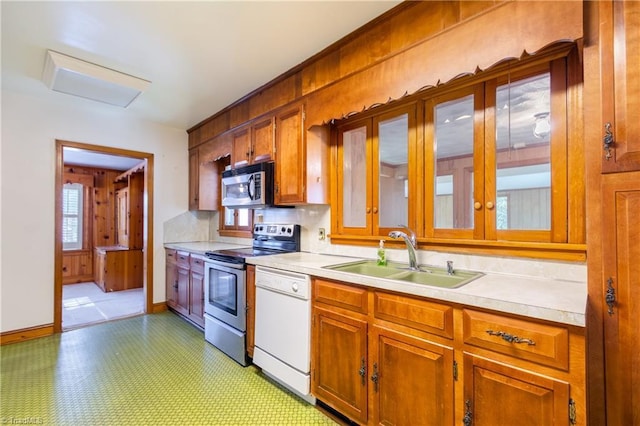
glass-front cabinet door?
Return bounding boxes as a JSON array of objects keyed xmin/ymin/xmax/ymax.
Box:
[
  {"xmin": 374, "ymin": 107, "xmax": 414, "ymax": 236},
  {"xmin": 488, "ymin": 70, "xmax": 557, "ymax": 242},
  {"xmin": 337, "ymin": 119, "xmax": 371, "ymax": 235},
  {"xmin": 425, "ymin": 87, "xmax": 484, "ymax": 240},
  {"xmin": 331, "ymin": 50, "xmax": 580, "ymax": 257},
  {"xmin": 484, "ymin": 62, "xmax": 567, "ymax": 243},
  {"xmin": 336, "ymin": 105, "xmax": 416, "ymax": 237},
  {"xmin": 424, "ymin": 61, "xmax": 567, "ymax": 243}
]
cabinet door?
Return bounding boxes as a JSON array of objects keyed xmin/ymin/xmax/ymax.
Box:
[
  {"xmin": 600, "ymin": 0, "xmax": 640, "ymax": 172},
  {"xmin": 189, "ymin": 270, "xmax": 205, "ymax": 327},
  {"xmin": 174, "ymin": 266, "xmax": 190, "ymax": 316},
  {"xmin": 372, "ymin": 105, "xmax": 415, "ymax": 237},
  {"xmin": 251, "ymin": 116, "xmax": 274, "ymax": 164},
  {"xmin": 165, "ymin": 258, "xmax": 178, "ymax": 309},
  {"xmin": 94, "ymin": 249, "xmax": 106, "ymax": 291},
  {"xmin": 246, "ymin": 265, "xmax": 256, "ymax": 358},
  {"xmin": 464, "ymin": 354, "xmax": 570, "ymax": 426},
  {"xmin": 312, "ymin": 306, "xmax": 368, "ymax": 424},
  {"xmin": 601, "ymin": 172, "xmax": 640, "ymax": 425},
  {"xmin": 370, "ymin": 326, "xmax": 454, "ymax": 426},
  {"xmin": 116, "ymin": 188, "xmax": 129, "ymax": 247},
  {"xmin": 275, "ymin": 104, "xmax": 305, "ymax": 204},
  {"xmin": 232, "ymin": 126, "xmax": 251, "ymax": 168},
  {"xmin": 336, "ymin": 118, "xmax": 373, "ymax": 236},
  {"xmin": 188, "ymin": 148, "xmax": 200, "ymax": 211}
]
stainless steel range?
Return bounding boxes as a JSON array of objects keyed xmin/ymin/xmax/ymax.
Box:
[{"xmin": 203, "ymin": 224, "xmax": 300, "ymax": 366}]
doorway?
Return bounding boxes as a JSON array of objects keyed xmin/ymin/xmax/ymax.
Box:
[{"xmin": 54, "ymin": 140, "xmax": 154, "ymax": 332}]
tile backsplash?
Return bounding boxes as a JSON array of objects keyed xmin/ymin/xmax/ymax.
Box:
[{"xmin": 164, "ymin": 204, "xmax": 586, "ymax": 283}]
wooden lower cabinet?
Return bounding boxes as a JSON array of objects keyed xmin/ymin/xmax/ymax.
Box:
[
  {"xmin": 370, "ymin": 326, "xmax": 454, "ymax": 426},
  {"xmin": 463, "ymin": 355, "xmax": 569, "ymax": 426},
  {"xmin": 312, "ymin": 278, "xmax": 454, "ymax": 425},
  {"xmin": 173, "ymin": 265, "xmax": 190, "ymax": 316},
  {"xmin": 94, "ymin": 246, "xmax": 143, "ymax": 292},
  {"xmin": 600, "ymin": 173, "xmax": 640, "ymax": 424},
  {"xmin": 165, "ymin": 249, "xmax": 191, "ymax": 319},
  {"xmin": 311, "ymin": 278, "xmax": 585, "ymax": 426},
  {"xmin": 187, "ymin": 255, "xmax": 205, "ymax": 327},
  {"xmin": 313, "ymin": 305, "xmax": 369, "ymax": 424}
]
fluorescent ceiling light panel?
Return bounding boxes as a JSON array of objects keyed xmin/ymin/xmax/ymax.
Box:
[{"xmin": 42, "ymin": 50, "xmax": 150, "ymax": 107}]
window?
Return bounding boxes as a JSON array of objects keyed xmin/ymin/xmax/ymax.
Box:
[
  {"xmin": 62, "ymin": 183, "xmax": 83, "ymax": 250},
  {"xmin": 219, "ymin": 206, "xmax": 253, "ymax": 237},
  {"xmin": 217, "ymin": 157, "xmax": 254, "ymax": 237}
]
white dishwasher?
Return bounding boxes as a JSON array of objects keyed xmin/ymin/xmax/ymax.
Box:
[{"xmin": 253, "ymin": 266, "xmax": 315, "ymax": 404}]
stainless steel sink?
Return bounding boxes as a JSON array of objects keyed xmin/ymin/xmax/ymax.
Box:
[{"xmin": 323, "ymin": 260, "xmax": 483, "ymax": 289}]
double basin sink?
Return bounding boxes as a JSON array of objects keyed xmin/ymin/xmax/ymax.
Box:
[{"xmin": 323, "ymin": 260, "xmax": 483, "ymax": 289}]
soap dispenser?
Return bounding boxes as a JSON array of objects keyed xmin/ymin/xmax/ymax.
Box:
[{"xmin": 377, "ymin": 240, "xmax": 387, "ymax": 266}]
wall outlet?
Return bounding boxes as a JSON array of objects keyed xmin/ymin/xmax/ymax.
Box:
[{"xmin": 318, "ymin": 228, "xmax": 326, "ymax": 240}]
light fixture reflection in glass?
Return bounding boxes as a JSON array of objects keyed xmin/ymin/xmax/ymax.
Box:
[{"xmin": 533, "ymin": 112, "xmax": 551, "ymax": 139}]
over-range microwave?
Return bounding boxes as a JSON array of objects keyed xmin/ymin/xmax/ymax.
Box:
[{"xmin": 221, "ymin": 162, "xmax": 274, "ymax": 208}]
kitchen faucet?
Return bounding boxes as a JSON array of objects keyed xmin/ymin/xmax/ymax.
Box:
[{"xmin": 388, "ymin": 225, "xmax": 419, "ymax": 271}]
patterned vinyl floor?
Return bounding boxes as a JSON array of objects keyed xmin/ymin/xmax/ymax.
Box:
[{"xmin": 1, "ymin": 312, "xmax": 337, "ymax": 425}]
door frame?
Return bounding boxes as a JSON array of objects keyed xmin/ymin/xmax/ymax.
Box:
[{"xmin": 54, "ymin": 140, "xmax": 155, "ymax": 332}]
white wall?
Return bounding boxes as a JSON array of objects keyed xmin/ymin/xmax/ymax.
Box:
[{"xmin": 1, "ymin": 90, "xmax": 188, "ymax": 332}]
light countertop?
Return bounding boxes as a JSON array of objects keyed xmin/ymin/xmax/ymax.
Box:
[
  {"xmin": 164, "ymin": 241, "xmax": 249, "ymax": 256},
  {"xmin": 246, "ymin": 252, "xmax": 587, "ymax": 327}
]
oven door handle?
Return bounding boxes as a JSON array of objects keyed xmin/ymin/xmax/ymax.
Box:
[{"xmin": 205, "ymin": 259, "xmax": 246, "ymax": 271}]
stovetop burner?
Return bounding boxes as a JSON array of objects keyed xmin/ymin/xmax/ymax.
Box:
[{"xmin": 205, "ymin": 224, "xmax": 300, "ymax": 264}]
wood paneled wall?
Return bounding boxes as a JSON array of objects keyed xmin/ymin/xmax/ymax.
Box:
[
  {"xmin": 61, "ymin": 165, "xmax": 125, "ymax": 284},
  {"xmin": 188, "ymin": 1, "xmax": 582, "ymax": 146}
]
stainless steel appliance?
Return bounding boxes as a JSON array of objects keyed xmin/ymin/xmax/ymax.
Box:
[
  {"xmin": 221, "ymin": 162, "xmax": 274, "ymax": 208},
  {"xmin": 203, "ymin": 224, "xmax": 300, "ymax": 366},
  {"xmin": 254, "ymin": 266, "xmax": 315, "ymax": 404}
]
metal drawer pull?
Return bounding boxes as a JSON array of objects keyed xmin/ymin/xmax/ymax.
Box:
[
  {"xmin": 485, "ymin": 330, "xmax": 536, "ymax": 346},
  {"xmin": 358, "ymin": 357, "xmax": 366, "ymax": 385}
]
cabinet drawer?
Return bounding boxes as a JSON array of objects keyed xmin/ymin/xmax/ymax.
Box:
[
  {"xmin": 463, "ymin": 309, "xmax": 569, "ymax": 370},
  {"xmin": 176, "ymin": 251, "xmax": 190, "ymax": 268},
  {"xmin": 166, "ymin": 249, "xmax": 177, "ymax": 264},
  {"xmin": 313, "ymin": 279, "xmax": 368, "ymax": 314},
  {"xmin": 190, "ymin": 255, "xmax": 205, "ymax": 274},
  {"xmin": 374, "ymin": 291, "xmax": 454, "ymax": 339}
]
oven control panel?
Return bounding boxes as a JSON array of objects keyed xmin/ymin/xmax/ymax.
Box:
[{"xmin": 253, "ymin": 224, "xmax": 298, "ymax": 237}]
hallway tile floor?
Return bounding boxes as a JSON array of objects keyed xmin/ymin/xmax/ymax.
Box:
[
  {"xmin": 62, "ymin": 282, "xmax": 144, "ymax": 330},
  {"xmin": 1, "ymin": 312, "xmax": 336, "ymax": 425}
]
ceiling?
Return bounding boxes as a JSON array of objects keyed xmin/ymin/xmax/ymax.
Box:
[
  {"xmin": 2, "ymin": 1, "xmax": 400, "ymax": 130},
  {"xmin": 2, "ymin": 1, "xmax": 400, "ymax": 169}
]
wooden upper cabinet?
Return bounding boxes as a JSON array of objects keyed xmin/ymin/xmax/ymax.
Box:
[
  {"xmin": 189, "ymin": 135, "xmax": 231, "ymax": 211},
  {"xmin": 425, "ymin": 61, "xmax": 569, "ymax": 244},
  {"xmin": 600, "ymin": 0, "xmax": 640, "ymax": 173},
  {"xmin": 275, "ymin": 103, "xmax": 305, "ymax": 204},
  {"xmin": 188, "ymin": 148, "xmax": 200, "ymax": 211},
  {"xmin": 232, "ymin": 116, "xmax": 274, "ymax": 168},
  {"xmin": 335, "ymin": 105, "xmax": 416, "ymax": 237}
]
